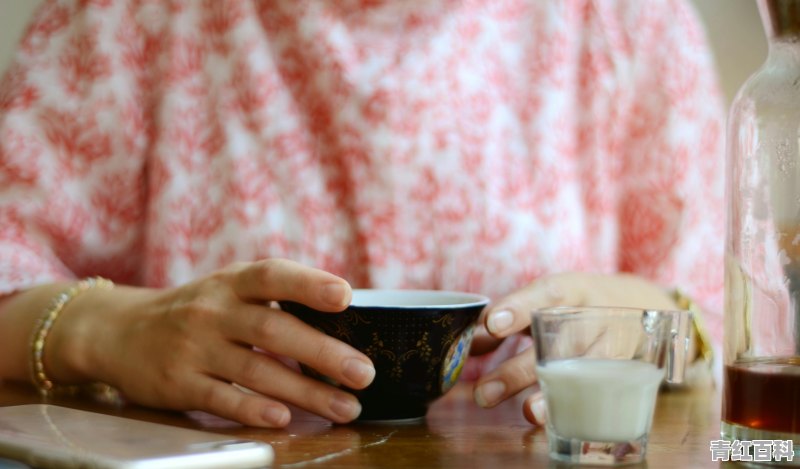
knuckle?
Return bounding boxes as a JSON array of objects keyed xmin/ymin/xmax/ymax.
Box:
[
  {"xmin": 223, "ymin": 261, "xmax": 248, "ymax": 273},
  {"xmin": 258, "ymin": 258, "xmax": 317, "ymax": 298},
  {"xmin": 200, "ymin": 384, "xmax": 231, "ymax": 411},
  {"xmin": 312, "ymin": 337, "xmax": 337, "ymax": 370},
  {"xmin": 298, "ymin": 380, "xmax": 336, "ymax": 417},
  {"xmin": 160, "ymin": 352, "xmax": 184, "ymax": 379},
  {"xmin": 255, "ymin": 314, "xmax": 280, "ymax": 342},
  {"xmin": 165, "ymin": 288, "xmax": 213, "ymax": 322},
  {"xmin": 175, "ymin": 295, "xmax": 224, "ymax": 327},
  {"xmin": 257, "ymin": 258, "xmax": 285, "ymax": 285},
  {"xmin": 508, "ymin": 359, "xmax": 537, "ymax": 388},
  {"xmin": 186, "ymin": 296, "xmax": 216, "ymax": 315},
  {"xmin": 295, "ymin": 268, "xmax": 315, "ymax": 290},
  {"xmin": 539, "ymin": 277, "xmax": 564, "ymax": 302},
  {"xmin": 160, "ymin": 344, "xmax": 192, "ymax": 378},
  {"xmin": 153, "ymin": 362, "xmax": 187, "ymax": 405},
  {"xmin": 239, "ymin": 357, "xmax": 268, "ymax": 385}
]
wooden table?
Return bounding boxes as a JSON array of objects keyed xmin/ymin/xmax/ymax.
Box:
[{"xmin": 0, "ymin": 381, "xmax": 730, "ymax": 468}]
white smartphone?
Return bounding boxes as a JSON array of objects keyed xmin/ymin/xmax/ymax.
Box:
[{"xmin": 0, "ymin": 404, "xmax": 273, "ymax": 469}]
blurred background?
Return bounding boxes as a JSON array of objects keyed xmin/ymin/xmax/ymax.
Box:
[{"xmin": 0, "ymin": 0, "xmax": 768, "ymax": 107}]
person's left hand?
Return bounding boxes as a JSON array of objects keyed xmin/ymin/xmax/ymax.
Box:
[{"xmin": 469, "ymin": 272, "xmax": 679, "ymax": 426}]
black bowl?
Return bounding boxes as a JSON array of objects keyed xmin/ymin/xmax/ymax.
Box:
[{"xmin": 280, "ymin": 289, "xmax": 489, "ymax": 422}]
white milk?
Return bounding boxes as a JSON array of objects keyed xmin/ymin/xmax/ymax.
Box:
[{"xmin": 536, "ymin": 359, "xmax": 665, "ymax": 442}]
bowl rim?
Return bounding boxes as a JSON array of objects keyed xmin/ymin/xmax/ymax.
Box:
[{"xmin": 348, "ymin": 289, "xmax": 490, "ymax": 309}]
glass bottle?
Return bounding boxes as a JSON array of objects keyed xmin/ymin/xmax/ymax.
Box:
[{"xmin": 723, "ymin": 0, "xmax": 800, "ymax": 459}]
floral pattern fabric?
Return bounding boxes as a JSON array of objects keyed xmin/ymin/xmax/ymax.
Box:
[{"xmin": 0, "ymin": 0, "xmax": 726, "ymax": 375}]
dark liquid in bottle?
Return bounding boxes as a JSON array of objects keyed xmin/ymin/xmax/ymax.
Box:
[{"xmin": 723, "ymin": 358, "xmax": 800, "ymax": 434}]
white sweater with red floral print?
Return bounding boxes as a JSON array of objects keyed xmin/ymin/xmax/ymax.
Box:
[{"xmin": 0, "ymin": 0, "xmax": 726, "ymax": 377}]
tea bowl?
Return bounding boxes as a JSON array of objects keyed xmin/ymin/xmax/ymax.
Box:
[{"xmin": 280, "ymin": 289, "xmax": 489, "ymax": 422}]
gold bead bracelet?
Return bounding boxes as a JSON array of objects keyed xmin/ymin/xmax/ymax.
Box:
[{"xmin": 29, "ymin": 277, "xmax": 115, "ymax": 397}]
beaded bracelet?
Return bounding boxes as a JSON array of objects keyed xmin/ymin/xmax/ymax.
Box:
[{"xmin": 29, "ymin": 277, "xmax": 115, "ymax": 397}]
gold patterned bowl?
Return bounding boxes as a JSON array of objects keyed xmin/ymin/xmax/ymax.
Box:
[{"xmin": 280, "ymin": 289, "xmax": 489, "ymax": 422}]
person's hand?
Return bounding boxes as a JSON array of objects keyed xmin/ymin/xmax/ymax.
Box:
[
  {"xmin": 470, "ymin": 272, "xmax": 678, "ymax": 426},
  {"xmin": 52, "ymin": 259, "xmax": 375, "ymax": 428}
]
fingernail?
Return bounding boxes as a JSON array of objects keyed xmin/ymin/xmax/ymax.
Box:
[
  {"xmin": 321, "ymin": 282, "xmax": 348, "ymax": 307},
  {"xmin": 330, "ymin": 393, "xmax": 362, "ymax": 421},
  {"xmin": 487, "ymin": 310, "xmax": 514, "ymax": 334},
  {"xmin": 531, "ymin": 396, "xmax": 547, "ymax": 425},
  {"xmin": 263, "ymin": 406, "xmax": 289, "ymax": 426},
  {"xmin": 342, "ymin": 358, "xmax": 375, "ymax": 387},
  {"xmin": 475, "ymin": 380, "xmax": 506, "ymax": 408}
]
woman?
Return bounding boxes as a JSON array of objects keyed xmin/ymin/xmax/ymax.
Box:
[{"xmin": 0, "ymin": 0, "xmax": 724, "ymax": 427}]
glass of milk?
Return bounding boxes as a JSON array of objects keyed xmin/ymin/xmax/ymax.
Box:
[{"xmin": 530, "ymin": 306, "xmax": 692, "ymax": 465}]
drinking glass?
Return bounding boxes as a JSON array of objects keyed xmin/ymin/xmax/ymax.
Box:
[{"xmin": 530, "ymin": 306, "xmax": 691, "ymax": 465}]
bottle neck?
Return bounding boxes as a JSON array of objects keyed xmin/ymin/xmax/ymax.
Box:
[
  {"xmin": 760, "ymin": 0, "xmax": 800, "ymax": 39},
  {"xmin": 766, "ymin": 39, "xmax": 800, "ymax": 67}
]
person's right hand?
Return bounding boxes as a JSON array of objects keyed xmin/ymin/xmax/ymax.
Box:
[
  {"xmin": 469, "ymin": 272, "xmax": 682, "ymax": 426},
  {"xmin": 49, "ymin": 259, "xmax": 375, "ymax": 428}
]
